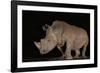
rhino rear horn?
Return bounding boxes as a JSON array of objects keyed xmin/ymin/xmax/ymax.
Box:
[{"xmin": 42, "ymin": 24, "xmax": 50, "ymax": 31}]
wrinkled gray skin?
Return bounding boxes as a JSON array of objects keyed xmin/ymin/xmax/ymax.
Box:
[{"xmin": 34, "ymin": 20, "xmax": 89, "ymax": 59}]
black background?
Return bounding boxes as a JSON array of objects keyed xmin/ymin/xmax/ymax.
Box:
[{"xmin": 22, "ymin": 10, "xmax": 90, "ymax": 62}]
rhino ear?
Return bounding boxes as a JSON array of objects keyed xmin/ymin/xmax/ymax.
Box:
[
  {"xmin": 34, "ymin": 42, "xmax": 41, "ymax": 49},
  {"xmin": 42, "ymin": 24, "xmax": 50, "ymax": 31},
  {"xmin": 40, "ymin": 39, "xmax": 43, "ymax": 42},
  {"xmin": 45, "ymin": 24, "xmax": 50, "ymax": 28},
  {"xmin": 49, "ymin": 26, "xmax": 53, "ymax": 32}
]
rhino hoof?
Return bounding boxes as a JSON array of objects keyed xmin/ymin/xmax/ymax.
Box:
[
  {"xmin": 82, "ymin": 56, "xmax": 88, "ymax": 59},
  {"xmin": 74, "ymin": 56, "xmax": 80, "ymax": 59},
  {"xmin": 65, "ymin": 56, "xmax": 73, "ymax": 60},
  {"xmin": 61, "ymin": 55, "xmax": 65, "ymax": 58}
]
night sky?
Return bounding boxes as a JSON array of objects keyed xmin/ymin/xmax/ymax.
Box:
[{"xmin": 22, "ymin": 10, "xmax": 90, "ymax": 62}]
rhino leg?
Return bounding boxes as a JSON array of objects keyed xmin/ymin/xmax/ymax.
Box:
[
  {"xmin": 57, "ymin": 45, "xmax": 65, "ymax": 59},
  {"xmin": 74, "ymin": 50, "xmax": 80, "ymax": 59},
  {"xmin": 64, "ymin": 42, "xmax": 73, "ymax": 59},
  {"xmin": 57, "ymin": 46, "xmax": 63, "ymax": 54},
  {"xmin": 57, "ymin": 42, "xmax": 64, "ymax": 58},
  {"xmin": 82, "ymin": 42, "xmax": 88, "ymax": 58}
]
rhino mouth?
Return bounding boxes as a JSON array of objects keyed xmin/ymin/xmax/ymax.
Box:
[
  {"xmin": 34, "ymin": 41, "xmax": 48, "ymax": 54},
  {"xmin": 40, "ymin": 50, "xmax": 48, "ymax": 54}
]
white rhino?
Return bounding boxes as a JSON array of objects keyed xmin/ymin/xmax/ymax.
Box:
[{"xmin": 34, "ymin": 20, "xmax": 89, "ymax": 59}]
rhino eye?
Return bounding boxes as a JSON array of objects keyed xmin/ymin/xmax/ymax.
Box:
[{"xmin": 42, "ymin": 49, "xmax": 46, "ymax": 52}]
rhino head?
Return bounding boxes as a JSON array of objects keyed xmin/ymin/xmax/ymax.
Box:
[{"xmin": 34, "ymin": 24, "xmax": 57, "ymax": 54}]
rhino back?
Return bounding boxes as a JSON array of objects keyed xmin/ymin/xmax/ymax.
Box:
[
  {"xmin": 51, "ymin": 20, "xmax": 70, "ymax": 38},
  {"xmin": 48, "ymin": 20, "xmax": 88, "ymax": 49}
]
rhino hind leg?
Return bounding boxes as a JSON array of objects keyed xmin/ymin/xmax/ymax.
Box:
[
  {"xmin": 82, "ymin": 42, "xmax": 88, "ymax": 58},
  {"xmin": 74, "ymin": 50, "xmax": 80, "ymax": 59}
]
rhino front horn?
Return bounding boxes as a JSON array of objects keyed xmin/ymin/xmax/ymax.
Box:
[{"xmin": 34, "ymin": 41, "xmax": 41, "ymax": 49}]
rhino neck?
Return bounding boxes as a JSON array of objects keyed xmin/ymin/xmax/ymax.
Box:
[
  {"xmin": 50, "ymin": 39, "xmax": 57, "ymax": 47},
  {"xmin": 46, "ymin": 33, "xmax": 58, "ymax": 51},
  {"xmin": 50, "ymin": 32, "xmax": 57, "ymax": 42}
]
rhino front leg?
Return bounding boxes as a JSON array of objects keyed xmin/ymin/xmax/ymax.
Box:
[
  {"xmin": 64, "ymin": 42, "xmax": 73, "ymax": 59},
  {"xmin": 57, "ymin": 46, "xmax": 65, "ymax": 58}
]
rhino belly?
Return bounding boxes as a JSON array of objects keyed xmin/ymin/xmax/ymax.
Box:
[{"xmin": 72, "ymin": 36, "xmax": 86, "ymax": 50}]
